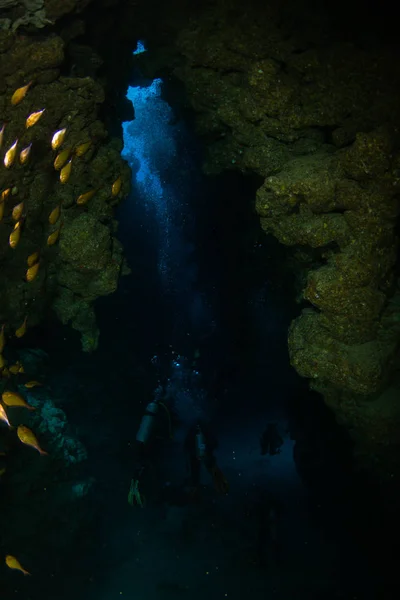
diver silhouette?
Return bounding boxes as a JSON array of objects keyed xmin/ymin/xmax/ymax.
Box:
[
  {"xmin": 260, "ymin": 423, "xmax": 284, "ymax": 456},
  {"xmin": 184, "ymin": 422, "xmax": 229, "ymax": 496}
]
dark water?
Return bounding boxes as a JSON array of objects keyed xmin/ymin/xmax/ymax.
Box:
[{"xmin": 1, "ymin": 80, "xmax": 398, "ymax": 600}]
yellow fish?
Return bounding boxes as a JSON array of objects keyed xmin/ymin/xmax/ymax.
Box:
[
  {"xmin": 15, "ymin": 316, "xmax": 27, "ymax": 338},
  {"xmin": 26, "ymin": 261, "xmax": 39, "ymax": 282},
  {"xmin": 0, "ymin": 353, "xmax": 6, "ymax": 369},
  {"xmin": 111, "ymin": 176, "xmax": 122, "ymax": 197},
  {"xmin": 11, "ymin": 81, "xmax": 32, "ymax": 106},
  {"xmin": 12, "ymin": 201, "xmax": 24, "ymax": 221},
  {"xmin": 5, "ymin": 555, "xmax": 31, "ymax": 576},
  {"xmin": 17, "ymin": 425, "xmax": 47, "ymax": 455},
  {"xmin": 77, "ymin": 189, "xmax": 96, "ymax": 205},
  {"xmin": 9, "ymin": 360, "xmax": 23, "ymax": 375},
  {"xmin": 24, "ymin": 380, "xmax": 42, "ymax": 389},
  {"xmin": 19, "ymin": 143, "xmax": 32, "ymax": 165},
  {"xmin": 51, "ymin": 127, "xmax": 67, "ymax": 151},
  {"xmin": 60, "ymin": 158, "xmax": 72, "ymax": 183},
  {"xmin": 0, "ymin": 201, "xmax": 4, "ymax": 221},
  {"xmin": 48, "ymin": 204, "xmax": 61, "ymax": 225},
  {"xmin": 9, "ymin": 221, "xmax": 21, "ymax": 249},
  {"xmin": 1, "ymin": 188, "xmax": 11, "ymax": 201},
  {"xmin": 0, "ymin": 324, "xmax": 5, "ymax": 353},
  {"xmin": 54, "ymin": 147, "xmax": 72, "ymax": 170},
  {"xmin": 0, "ymin": 123, "xmax": 5, "ymax": 148},
  {"xmin": 2, "ymin": 390, "xmax": 34, "ymax": 411},
  {"xmin": 4, "ymin": 139, "xmax": 18, "ymax": 168},
  {"xmin": 47, "ymin": 227, "xmax": 61, "ymax": 246},
  {"xmin": 27, "ymin": 251, "xmax": 39, "ymax": 267},
  {"xmin": 26, "ymin": 108, "xmax": 45, "ymax": 129},
  {"xmin": 0, "ymin": 404, "xmax": 12, "ymax": 428},
  {"xmin": 75, "ymin": 140, "xmax": 91, "ymax": 157}
]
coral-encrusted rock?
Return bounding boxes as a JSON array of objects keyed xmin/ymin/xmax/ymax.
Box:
[
  {"xmin": 44, "ymin": 0, "xmax": 92, "ymax": 22},
  {"xmin": 0, "ymin": 30, "xmax": 129, "ymax": 351},
  {"xmin": 255, "ymin": 132, "xmax": 398, "ymax": 390},
  {"xmin": 54, "ymin": 213, "xmax": 123, "ymax": 350},
  {"xmin": 0, "ymin": 0, "xmax": 93, "ymax": 30},
  {"xmin": 163, "ymin": 1, "xmax": 400, "ymax": 475},
  {"xmin": 289, "ymin": 311, "xmax": 384, "ymax": 394}
]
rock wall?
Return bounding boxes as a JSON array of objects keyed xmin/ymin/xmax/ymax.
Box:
[
  {"xmin": 0, "ymin": 13, "xmax": 130, "ymax": 353},
  {"xmin": 146, "ymin": 0, "xmax": 400, "ymax": 475}
]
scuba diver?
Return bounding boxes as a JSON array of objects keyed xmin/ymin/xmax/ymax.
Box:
[
  {"xmin": 128, "ymin": 389, "xmax": 173, "ymax": 508},
  {"xmin": 260, "ymin": 422, "xmax": 284, "ymax": 456},
  {"xmin": 184, "ymin": 422, "xmax": 229, "ymax": 496},
  {"xmin": 128, "ymin": 352, "xmax": 229, "ymax": 508}
]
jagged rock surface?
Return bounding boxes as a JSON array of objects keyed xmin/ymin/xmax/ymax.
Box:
[{"xmin": 0, "ymin": 31, "xmax": 130, "ymax": 351}]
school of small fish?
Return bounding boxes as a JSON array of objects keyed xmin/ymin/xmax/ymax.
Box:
[
  {"xmin": 0, "ymin": 80, "xmax": 124, "ymax": 343},
  {"xmin": 0, "ymin": 80, "xmax": 125, "ymax": 578}
]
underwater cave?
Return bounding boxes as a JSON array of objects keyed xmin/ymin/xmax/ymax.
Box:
[{"xmin": 1, "ymin": 0, "xmax": 400, "ymax": 598}]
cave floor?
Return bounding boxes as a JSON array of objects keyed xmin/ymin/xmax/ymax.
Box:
[{"xmin": 75, "ymin": 411, "xmax": 372, "ymax": 600}]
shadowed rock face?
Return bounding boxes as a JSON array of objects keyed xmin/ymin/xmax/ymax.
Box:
[{"xmin": 0, "ymin": 25, "xmax": 130, "ymax": 352}]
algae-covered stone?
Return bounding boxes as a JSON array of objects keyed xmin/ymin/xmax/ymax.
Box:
[
  {"xmin": 0, "ymin": 30, "xmax": 129, "ymax": 352},
  {"xmin": 288, "ymin": 311, "xmax": 383, "ymax": 394}
]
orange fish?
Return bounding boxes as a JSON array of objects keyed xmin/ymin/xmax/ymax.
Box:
[
  {"xmin": 11, "ymin": 81, "xmax": 32, "ymax": 106},
  {"xmin": 19, "ymin": 143, "xmax": 32, "ymax": 165},
  {"xmin": 2, "ymin": 390, "xmax": 34, "ymax": 410},
  {"xmin": 1, "ymin": 188, "xmax": 10, "ymax": 201},
  {"xmin": 76, "ymin": 189, "xmax": 96, "ymax": 205},
  {"xmin": 51, "ymin": 127, "xmax": 67, "ymax": 151},
  {"xmin": 26, "ymin": 109, "xmax": 45, "ymax": 129},
  {"xmin": 27, "ymin": 251, "xmax": 39, "ymax": 267},
  {"xmin": 26, "ymin": 261, "xmax": 39, "ymax": 282},
  {"xmin": 75, "ymin": 140, "xmax": 91, "ymax": 157},
  {"xmin": 54, "ymin": 147, "xmax": 72, "ymax": 170},
  {"xmin": 12, "ymin": 201, "xmax": 24, "ymax": 221},
  {"xmin": 15, "ymin": 316, "xmax": 27, "ymax": 338},
  {"xmin": 47, "ymin": 227, "xmax": 61, "ymax": 246},
  {"xmin": 0, "ymin": 404, "xmax": 12, "ymax": 428},
  {"xmin": 4, "ymin": 139, "xmax": 18, "ymax": 168},
  {"xmin": 8, "ymin": 360, "xmax": 23, "ymax": 374},
  {"xmin": 17, "ymin": 425, "xmax": 47, "ymax": 455},
  {"xmin": 111, "ymin": 176, "xmax": 122, "ymax": 197},
  {"xmin": 9, "ymin": 221, "xmax": 21, "ymax": 249},
  {"xmin": 24, "ymin": 380, "xmax": 42, "ymax": 389},
  {"xmin": 5, "ymin": 555, "xmax": 31, "ymax": 576},
  {"xmin": 48, "ymin": 204, "xmax": 61, "ymax": 225},
  {"xmin": 60, "ymin": 158, "xmax": 72, "ymax": 183}
]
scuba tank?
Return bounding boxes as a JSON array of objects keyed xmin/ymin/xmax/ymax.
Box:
[
  {"xmin": 136, "ymin": 400, "xmax": 159, "ymax": 444},
  {"xmin": 194, "ymin": 425, "xmax": 207, "ymax": 460}
]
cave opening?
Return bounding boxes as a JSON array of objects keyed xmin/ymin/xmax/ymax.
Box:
[
  {"xmin": 39, "ymin": 45, "xmax": 380, "ymax": 599},
  {"xmin": 2, "ymin": 2, "xmax": 400, "ymax": 599}
]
